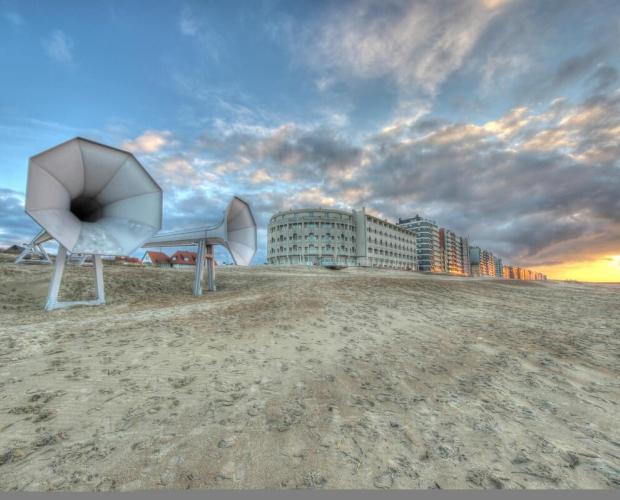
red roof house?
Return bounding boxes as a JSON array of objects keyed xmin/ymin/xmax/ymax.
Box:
[
  {"xmin": 142, "ymin": 251, "xmax": 171, "ymax": 267},
  {"xmin": 170, "ymin": 250, "xmax": 197, "ymax": 267}
]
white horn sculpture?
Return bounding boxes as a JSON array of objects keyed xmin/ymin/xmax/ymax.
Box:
[
  {"xmin": 25, "ymin": 137, "xmax": 163, "ymax": 310},
  {"xmin": 143, "ymin": 196, "xmax": 256, "ymax": 296}
]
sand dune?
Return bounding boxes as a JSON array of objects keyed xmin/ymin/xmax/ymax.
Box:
[{"xmin": 0, "ymin": 253, "xmax": 618, "ymax": 490}]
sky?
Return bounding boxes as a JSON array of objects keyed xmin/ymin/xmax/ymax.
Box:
[{"xmin": 1, "ymin": 0, "xmax": 619, "ymax": 281}]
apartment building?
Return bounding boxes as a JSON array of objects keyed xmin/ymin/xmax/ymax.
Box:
[
  {"xmin": 495, "ymin": 257, "xmax": 503, "ymax": 278},
  {"xmin": 469, "ymin": 246, "xmax": 497, "ymax": 277},
  {"xmin": 439, "ymin": 228, "xmax": 471, "ymax": 275},
  {"xmin": 397, "ymin": 215, "xmax": 442, "ymax": 272}
]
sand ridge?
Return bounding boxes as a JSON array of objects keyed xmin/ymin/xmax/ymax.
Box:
[{"xmin": 0, "ymin": 253, "xmax": 619, "ymax": 490}]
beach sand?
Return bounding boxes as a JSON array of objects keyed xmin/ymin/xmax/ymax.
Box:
[{"xmin": 0, "ymin": 252, "xmax": 618, "ymax": 490}]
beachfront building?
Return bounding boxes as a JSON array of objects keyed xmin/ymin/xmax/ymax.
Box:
[
  {"xmin": 439, "ymin": 228, "xmax": 471, "ymax": 275},
  {"xmin": 502, "ymin": 265, "xmax": 511, "ymax": 279},
  {"xmin": 469, "ymin": 247, "xmax": 481, "ymax": 276},
  {"xmin": 481, "ymin": 249, "xmax": 496, "ymax": 277},
  {"xmin": 469, "ymin": 246, "xmax": 497, "ymax": 277},
  {"xmin": 484, "ymin": 261, "xmax": 547, "ymax": 280},
  {"xmin": 495, "ymin": 257, "xmax": 503, "ymax": 278},
  {"xmin": 267, "ymin": 207, "xmax": 417, "ymax": 270},
  {"xmin": 460, "ymin": 237, "xmax": 471, "ymax": 276},
  {"xmin": 397, "ymin": 215, "xmax": 442, "ymax": 272}
]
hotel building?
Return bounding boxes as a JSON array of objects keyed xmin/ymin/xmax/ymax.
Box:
[{"xmin": 267, "ymin": 207, "xmax": 417, "ymax": 270}]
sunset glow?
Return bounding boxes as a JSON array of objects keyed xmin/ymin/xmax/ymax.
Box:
[{"xmin": 536, "ymin": 255, "xmax": 620, "ymax": 283}]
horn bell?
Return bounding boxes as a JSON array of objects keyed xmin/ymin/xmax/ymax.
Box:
[
  {"xmin": 210, "ymin": 196, "xmax": 256, "ymax": 266},
  {"xmin": 25, "ymin": 137, "xmax": 163, "ymax": 256}
]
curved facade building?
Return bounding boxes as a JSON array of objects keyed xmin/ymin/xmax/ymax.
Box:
[
  {"xmin": 268, "ymin": 208, "xmax": 358, "ymax": 266},
  {"xmin": 397, "ymin": 215, "xmax": 442, "ymax": 272},
  {"xmin": 268, "ymin": 208, "xmax": 417, "ymax": 270}
]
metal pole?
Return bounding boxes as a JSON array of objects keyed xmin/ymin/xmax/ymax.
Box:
[
  {"xmin": 38, "ymin": 244, "xmax": 52, "ymax": 264},
  {"xmin": 206, "ymin": 244, "xmax": 216, "ymax": 292},
  {"xmin": 93, "ymin": 255, "xmax": 105, "ymax": 304},
  {"xmin": 15, "ymin": 245, "xmax": 29, "ymax": 264},
  {"xmin": 46, "ymin": 246, "xmax": 67, "ymax": 310},
  {"xmin": 193, "ymin": 240, "xmax": 206, "ymax": 296},
  {"xmin": 45, "ymin": 249, "xmax": 107, "ymax": 310}
]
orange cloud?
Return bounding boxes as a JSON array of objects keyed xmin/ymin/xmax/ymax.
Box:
[
  {"xmin": 157, "ymin": 157, "xmax": 217, "ymax": 187},
  {"xmin": 122, "ymin": 130, "xmax": 174, "ymax": 154},
  {"xmin": 249, "ymin": 169, "xmax": 273, "ymax": 184}
]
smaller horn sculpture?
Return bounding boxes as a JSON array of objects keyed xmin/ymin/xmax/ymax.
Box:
[{"xmin": 143, "ymin": 196, "xmax": 257, "ymax": 295}]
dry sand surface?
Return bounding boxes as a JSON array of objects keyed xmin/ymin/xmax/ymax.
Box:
[{"xmin": 0, "ymin": 252, "xmax": 619, "ymax": 490}]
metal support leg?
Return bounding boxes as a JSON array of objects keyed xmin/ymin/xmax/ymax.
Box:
[
  {"xmin": 38, "ymin": 244, "xmax": 52, "ymax": 264},
  {"xmin": 15, "ymin": 245, "xmax": 30, "ymax": 264},
  {"xmin": 45, "ymin": 249, "xmax": 106, "ymax": 311},
  {"xmin": 16, "ymin": 229, "xmax": 52, "ymax": 264},
  {"xmin": 16, "ymin": 243, "xmax": 52, "ymax": 264},
  {"xmin": 193, "ymin": 240, "xmax": 206, "ymax": 296},
  {"xmin": 45, "ymin": 246, "xmax": 68, "ymax": 310},
  {"xmin": 206, "ymin": 244, "xmax": 216, "ymax": 292},
  {"xmin": 93, "ymin": 255, "xmax": 105, "ymax": 304}
]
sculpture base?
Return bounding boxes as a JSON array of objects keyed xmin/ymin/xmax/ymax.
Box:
[
  {"xmin": 45, "ymin": 246, "xmax": 105, "ymax": 311},
  {"xmin": 193, "ymin": 242, "xmax": 216, "ymax": 296}
]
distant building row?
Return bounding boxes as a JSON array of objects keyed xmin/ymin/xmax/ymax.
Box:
[
  {"xmin": 469, "ymin": 247, "xmax": 545, "ymax": 280},
  {"xmin": 397, "ymin": 215, "xmax": 471, "ymax": 275},
  {"xmin": 267, "ymin": 208, "xmax": 546, "ymax": 280}
]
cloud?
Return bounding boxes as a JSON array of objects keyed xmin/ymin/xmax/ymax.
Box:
[
  {"xmin": 188, "ymin": 87, "xmax": 620, "ymax": 269},
  {"xmin": 42, "ymin": 30, "xmax": 74, "ymax": 65},
  {"xmin": 589, "ymin": 65, "xmax": 619, "ymax": 93},
  {"xmin": 154, "ymin": 156, "xmax": 219, "ymax": 189},
  {"xmin": 552, "ymin": 48, "xmax": 607, "ymax": 89},
  {"xmin": 3, "ymin": 11, "xmax": 23, "ymax": 27},
  {"xmin": 198, "ymin": 123, "xmax": 365, "ymax": 185},
  {"xmin": 121, "ymin": 130, "xmax": 175, "ymax": 154},
  {"xmin": 178, "ymin": 5, "xmax": 220, "ymax": 61},
  {"xmin": 516, "ymin": 47, "xmax": 614, "ymax": 100},
  {"xmin": 315, "ymin": 76, "xmax": 335, "ymax": 92},
  {"xmin": 0, "ymin": 189, "xmax": 38, "ymax": 247},
  {"xmin": 249, "ymin": 169, "xmax": 272, "ymax": 184},
  {"xmin": 179, "ymin": 6, "xmax": 199, "ymax": 36},
  {"xmin": 360, "ymin": 92, "xmax": 620, "ymax": 266},
  {"xmin": 298, "ymin": 0, "xmax": 510, "ymax": 96}
]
